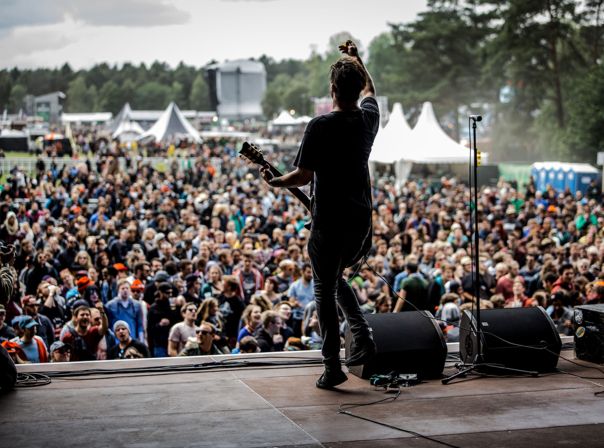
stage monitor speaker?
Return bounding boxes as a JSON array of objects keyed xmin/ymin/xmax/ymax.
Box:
[
  {"xmin": 345, "ymin": 311, "xmax": 447, "ymax": 380},
  {"xmin": 0, "ymin": 344, "xmax": 17, "ymax": 392},
  {"xmin": 573, "ymin": 304, "xmax": 604, "ymax": 363},
  {"xmin": 459, "ymin": 307, "xmax": 561, "ymax": 372}
]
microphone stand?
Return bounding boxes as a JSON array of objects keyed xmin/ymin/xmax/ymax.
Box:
[{"xmin": 441, "ymin": 115, "xmax": 538, "ymax": 385}]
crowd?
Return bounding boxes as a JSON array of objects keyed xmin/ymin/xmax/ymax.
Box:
[{"xmin": 0, "ymin": 137, "xmax": 603, "ymax": 363}]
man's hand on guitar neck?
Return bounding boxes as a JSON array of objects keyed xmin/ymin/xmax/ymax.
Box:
[
  {"xmin": 261, "ymin": 166, "xmax": 313, "ymax": 188},
  {"xmin": 260, "ymin": 167, "xmax": 274, "ymax": 185}
]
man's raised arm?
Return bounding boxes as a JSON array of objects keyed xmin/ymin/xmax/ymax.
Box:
[{"xmin": 338, "ymin": 40, "xmax": 376, "ymax": 98}]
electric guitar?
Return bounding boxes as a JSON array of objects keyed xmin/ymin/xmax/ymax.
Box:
[
  {"xmin": 239, "ymin": 141, "xmax": 312, "ymax": 212},
  {"xmin": 240, "ymin": 141, "xmax": 371, "ymax": 267}
]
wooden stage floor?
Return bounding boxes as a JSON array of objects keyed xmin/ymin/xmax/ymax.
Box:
[{"xmin": 2, "ymin": 345, "xmax": 604, "ymax": 448}]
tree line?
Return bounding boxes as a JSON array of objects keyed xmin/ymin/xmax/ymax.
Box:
[{"xmin": 0, "ymin": 0, "xmax": 602, "ymax": 163}]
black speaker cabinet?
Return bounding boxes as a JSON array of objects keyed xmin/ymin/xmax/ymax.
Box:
[
  {"xmin": 573, "ymin": 304, "xmax": 604, "ymax": 363},
  {"xmin": 459, "ymin": 307, "xmax": 561, "ymax": 372},
  {"xmin": 345, "ymin": 311, "xmax": 447, "ymax": 379},
  {"xmin": 0, "ymin": 344, "xmax": 17, "ymax": 392}
]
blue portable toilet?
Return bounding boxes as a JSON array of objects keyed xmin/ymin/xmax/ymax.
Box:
[
  {"xmin": 531, "ymin": 162, "xmax": 548, "ymax": 192},
  {"xmin": 564, "ymin": 164, "xmax": 599, "ymax": 195},
  {"xmin": 553, "ymin": 163, "xmax": 568, "ymax": 192},
  {"xmin": 545, "ymin": 162, "xmax": 561, "ymax": 190}
]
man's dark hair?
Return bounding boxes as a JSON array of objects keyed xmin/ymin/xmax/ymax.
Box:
[
  {"xmin": 330, "ymin": 57, "xmax": 366, "ymax": 103},
  {"xmin": 559, "ymin": 263, "xmax": 574, "ymax": 276},
  {"xmin": 239, "ymin": 336, "xmax": 259, "ymax": 353},
  {"xmin": 544, "ymin": 272, "xmax": 558, "ymax": 284},
  {"xmin": 407, "ymin": 262, "xmax": 418, "ymax": 274},
  {"xmin": 164, "ymin": 261, "xmax": 178, "ymax": 276},
  {"xmin": 133, "ymin": 261, "xmax": 149, "ymax": 274}
]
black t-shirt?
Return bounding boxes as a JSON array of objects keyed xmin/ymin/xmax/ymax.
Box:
[{"xmin": 294, "ymin": 97, "xmax": 380, "ymax": 231}]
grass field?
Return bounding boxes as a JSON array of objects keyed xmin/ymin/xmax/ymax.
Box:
[{"xmin": 5, "ymin": 151, "xmax": 35, "ymax": 159}]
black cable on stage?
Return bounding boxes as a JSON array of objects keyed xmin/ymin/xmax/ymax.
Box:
[
  {"xmin": 338, "ymin": 389, "xmax": 462, "ymax": 448},
  {"xmin": 15, "ymin": 372, "xmax": 52, "ymax": 387}
]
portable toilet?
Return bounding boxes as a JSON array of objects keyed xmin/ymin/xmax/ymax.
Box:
[
  {"xmin": 553, "ymin": 163, "xmax": 568, "ymax": 192},
  {"xmin": 565, "ymin": 164, "xmax": 599, "ymax": 195},
  {"xmin": 531, "ymin": 162, "xmax": 548, "ymax": 192},
  {"xmin": 545, "ymin": 162, "xmax": 561, "ymax": 190}
]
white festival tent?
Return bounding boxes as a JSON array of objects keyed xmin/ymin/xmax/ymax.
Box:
[
  {"xmin": 112, "ymin": 120, "xmax": 144, "ymax": 143},
  {"xmin": 138, "ymin": 102, "xmax": 202, "ymax": 144},
  {"xmin": 405, "ymin": 102, "xmax": 472, "ymax": 164},
  {"xmin": 110, "ymin": 103, "xmax": 133, "ymax": 133},
  {"xmin": 369, "ymin": 102, "xmax": 412, "ymax": 164},
  {"xmin": 368, "ymin": 102, "xmax": 414, "ymax": 187},
  {"xmin": 272, "ymin": 110, "xmax": 299, "ymax": 126}
]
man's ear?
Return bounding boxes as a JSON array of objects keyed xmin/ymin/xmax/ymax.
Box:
[{"xmin": 330, "ymin": 82, "xmax": 337, "ymax": 97}]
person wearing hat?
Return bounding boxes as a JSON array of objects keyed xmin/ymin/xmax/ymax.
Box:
[
  {"xmin": 21, "ymin": 294, "xmax": 55, "ymax": 349},
  {"xmin": 107, "ymin": 320, "xmax": 149, "ymax": 360},
  {"xmin": 105, "ymin": 279, "xmax": 145, "ymax": 344},
  {"xmin": 113, "ymin": 263, "xmax": 129, "ymax": 279},
  {"xmin": 14, "ymin": 315, "xmax": 48, "ymax": 363},
  {"xmin": 130, "ymin": 279, "xmax": 148, "ymax": 339},
  {"xmin": 0, "ymin": 304, "xmax": 16, "ymax": 342},
  {"xmin": 49, "ymin": 341, "xmax": 71, "ymax": 363},
  {"xmin": 0, "ymin": 211, "xmax": 19, "ymax": 244}
]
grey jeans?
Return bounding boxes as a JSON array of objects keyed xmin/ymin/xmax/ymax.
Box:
[{"xmin": 308, "ymin": 228, "xmax": 371, "ymax": 368}]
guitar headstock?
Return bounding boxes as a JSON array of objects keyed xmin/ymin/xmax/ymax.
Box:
[{"xmin": 239, "ymin": 142, "xmax": 265, "ymax": 166}]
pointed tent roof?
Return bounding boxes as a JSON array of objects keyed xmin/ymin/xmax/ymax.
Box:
[
  {"xmin": 138, "ymin": 102, "xmax": 202, "ymax": 143},
  {"xmin": 112, "ymin": 120, "xmax": 144, "ymax": 141},
  {"xmin": 404, "ymin": 102, "xmax": 470, "ymax": 164},
  {"xmin": 369, "ymin": 103, "xmax": 412, "ymax": 164},
  {"xmin": 110, "ymin": 103, "xmax": 133, "ymax": 132},
  {"xmin": 272, "ymin": 110, "xmax": 299, "ymax": 126}
]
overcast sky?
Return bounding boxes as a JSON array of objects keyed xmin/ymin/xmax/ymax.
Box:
[{"xmin": 0, "ymin": 0, "xmax": 427, "ymax": 69}]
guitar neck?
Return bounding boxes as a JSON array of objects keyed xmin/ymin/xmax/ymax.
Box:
[{"xmin": 262, "ymin": 161, "xmax": 311, "ymax": 211}]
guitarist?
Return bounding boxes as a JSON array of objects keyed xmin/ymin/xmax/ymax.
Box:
[{"xmin": 261, "ymin": 40, "xmax": 379, "ymax": 389}]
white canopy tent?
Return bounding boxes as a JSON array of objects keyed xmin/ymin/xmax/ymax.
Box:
[
  {"xmin": 138, "ymin": 102, "xmax": 202, "ymax": 144},
  {"xmin": 368, "ymin": 102, "xmax": 414, "ymax": 187},
  {"xmin": 110, "ymin": 103, "xmax": 133, "ymax": 133},
  {"xmin": 369, "ymin": 103, "xmax": 412, "ymax": 164},
  {"xmin": 405, "ymin": 102, "xmax": 471, "ymax": 164},
  {"xmin": 112, "ymin": 120, "xmax": 144, "ymax": 143},
  {"xmin": 272, "ymin": 110, "xmax": 299, "ymax": 126}
]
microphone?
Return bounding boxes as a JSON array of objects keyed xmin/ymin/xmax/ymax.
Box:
[{"xmin": 470, "ymin": 115, "xmax": 482, "ymax": 122}]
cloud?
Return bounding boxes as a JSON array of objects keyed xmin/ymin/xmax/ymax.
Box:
[
  {"xmin": 0, "ymin": 25, "xmax": 73, "ymax": 68},
  {"xmin": 0, "ymin": 0, "xmax": 64, "ymax": 34},
  {"xmin": 0, "ymin": 0, "xmax": 190, "ymax": 33},
  {"xmin": 66, "ymin": 1, "xmax": 190, "ymax": 27}
]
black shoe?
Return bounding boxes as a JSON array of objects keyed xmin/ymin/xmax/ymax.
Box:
[
  {"xmin": 316, "ymin": 369, "xmax": 348, "ymax": 389},
  {"xmin": 345, "ymin": 337, "xmax": 377, "ymax": 367}
]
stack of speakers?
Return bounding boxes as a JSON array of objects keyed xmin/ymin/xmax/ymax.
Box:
[{"xmin": 346, "ymin": 307, "xmax": 562, "ymax": 379}]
